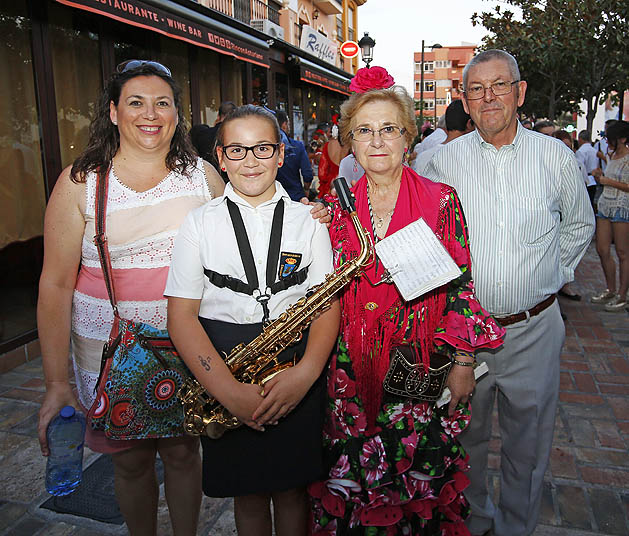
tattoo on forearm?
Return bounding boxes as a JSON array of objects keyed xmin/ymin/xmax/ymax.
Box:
[{"xmin": 197, "ymin": 354, "xmax": 212, "ymax": 372}]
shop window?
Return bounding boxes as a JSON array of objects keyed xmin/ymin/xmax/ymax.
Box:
[
  {"xmin": 292, "ymin": 87, "xmax": 304, "ymax": 141},
  {"xmin": 159, "ymin": 36, "xmax": 192, "ymax": 125},
  {"xmin": 49, "ymin": 2, "xmax": 102, "ymax": 168},
  {"xmin": 0, "ymin": 1, "xmax": 46, "ymax": 345},
  {"xmin": 275, "ymin": 72, "xmax": 289, "ymax": 117},
  {"xmin": 197, "ymin": 48, "xmax": 221, "ymax": 126},
  {"xmin": 251, "ymin": 64, "xmax": 268, "ymax": 106},
  {"xmin": 222, "ymin": 57, "xmax": 245, "ymax": 106},
  {"xmin": 113, "ymin": 21, "xmax": 153, "ymax": 68}
]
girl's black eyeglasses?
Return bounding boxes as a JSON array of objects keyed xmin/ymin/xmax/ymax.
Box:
[{"xmin": 221, "ymin": 144, "xmax": 280, "ymax": 161}]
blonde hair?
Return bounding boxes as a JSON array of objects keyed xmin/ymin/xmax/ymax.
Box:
[{"xmin": 339, "ymin": 86, "xmax": 418, "ymax": 147}]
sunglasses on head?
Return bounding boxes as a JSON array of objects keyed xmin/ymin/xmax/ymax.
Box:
[{"xmin": 116, "ymin": 60, "xmax": 172, "ymax": 77}]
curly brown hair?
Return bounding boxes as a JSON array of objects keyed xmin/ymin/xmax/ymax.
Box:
[
  {"xmin": 339, "ymin": 86, "xmax": 418, "ymax": 147},
  {"xmin": 70, "ymin": 63, "xmax": 196, "ymax": 182}
]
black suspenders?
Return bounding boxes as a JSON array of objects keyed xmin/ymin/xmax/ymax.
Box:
[{"xmin": 204, "ymin": 198, "xmax": 308, "ymax": 322}]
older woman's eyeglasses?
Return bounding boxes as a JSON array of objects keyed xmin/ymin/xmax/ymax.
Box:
[
  {"xmin": 350, "ymin": 125, "xmax": 406, "ymax": 142},
  {"xmin": 116, "ymin": 60, "xmax": 172, "ymax": 77},
  {"xmin": 221, "ymin": 144, "xmax": 280, "ymax": 160},
  {"xmin": 465, "ymin": 80, "xmax": 519, "ymax": 100}
]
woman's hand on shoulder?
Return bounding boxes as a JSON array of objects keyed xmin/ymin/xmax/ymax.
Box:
[
  {"xmin": 202, "ymin": 160, "xmax": 225, "ymax": 198},
  {"xmin": 302, "ymin": 199, "xmax": 332, "ymax": 226},
  {"xmin": 38, "ymin": 382, "xmax": 79, "ymax": 456},
  {"xmin": 251, "ymin": 362, "xmax": 316, "ymax": 425}
]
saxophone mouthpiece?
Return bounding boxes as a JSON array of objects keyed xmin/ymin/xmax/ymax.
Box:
[{"xmin": 334, "ymin": 177, "xmax": 356, "ymax": 213}]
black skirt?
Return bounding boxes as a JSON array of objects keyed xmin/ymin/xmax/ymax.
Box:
[{"xmin": 198, "ymin": 318, "xmax": 325, "ymax": 497}]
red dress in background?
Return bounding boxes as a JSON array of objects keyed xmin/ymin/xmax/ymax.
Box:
[{"xmin": 317, "ymin": 142, "xmax": 339, "ymax": 197}]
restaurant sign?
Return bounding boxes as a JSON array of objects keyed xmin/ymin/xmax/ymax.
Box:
[
  {"xmin": 300, "ymin": 66, "xmax": 349, "ymax": 95},
  {"xmin": 55, "ymin": 0, "xmax": 270, "ymax": 68},
  {"xmin": 299, "ymin": 25, "xmax": 338, "ymax": 66}
]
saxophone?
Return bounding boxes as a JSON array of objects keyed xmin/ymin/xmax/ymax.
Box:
[{"xmin": 178, "ymin": 179, "xmax": 372, "ymax": 438}]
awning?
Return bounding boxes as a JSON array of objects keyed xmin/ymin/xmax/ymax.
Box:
[
  {"xmin": 55, "ymin": 0, "xmax": 270, "ymax": 68},
  {"xmin": 299, "ymin": 58, "xmax": 350, "ymax": 95}
]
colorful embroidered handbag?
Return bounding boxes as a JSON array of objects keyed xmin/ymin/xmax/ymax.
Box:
[{"xmin": 87, "ymin": 167, "xmax": 189, "ymax": 440}]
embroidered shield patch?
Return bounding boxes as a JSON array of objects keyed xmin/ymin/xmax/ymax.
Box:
[{"xmin": 279, "ymin": 252, "xmax": 302, "ymax": 279}]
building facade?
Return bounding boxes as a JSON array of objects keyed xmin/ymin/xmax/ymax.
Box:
[
  {"xmin": 0, "ymin": 0, "xmax": 365, "ymax": 361},
  {"xmin": 413, "ymin": 44, "xmax": 475, "ymax": 123}
]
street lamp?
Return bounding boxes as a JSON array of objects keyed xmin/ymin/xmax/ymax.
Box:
[
  {"xmin": 358, "ymin": 32, "xmax": 376, "ymax": 68},
  {"xmin": 419, "ymin": 41, "xmax": 442, "ymax": 127}
]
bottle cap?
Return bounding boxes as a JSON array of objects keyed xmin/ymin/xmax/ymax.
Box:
[{"xmin": 60, "ymin": 406, "xmax": 76, "ymax": 419}]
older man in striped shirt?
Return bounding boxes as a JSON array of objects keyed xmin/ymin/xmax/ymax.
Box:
[{"xmin": 425, "ymin": 50, "xmax": 594, "ymax": 536}]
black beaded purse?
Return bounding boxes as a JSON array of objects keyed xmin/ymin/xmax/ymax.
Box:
[{"xmin": 383, "ymin": 346, "xmax": 452, "ymax": 402}]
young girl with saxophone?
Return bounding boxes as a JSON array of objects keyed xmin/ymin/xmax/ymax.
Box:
[{"xmin": 165, "ymin": 105, "xmax": 340, "ymax": 536}]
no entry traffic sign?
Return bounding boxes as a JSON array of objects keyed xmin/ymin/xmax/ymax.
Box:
[{"xmin": 340, "ymin": 41, "xmax": 359, "ymax": 59}]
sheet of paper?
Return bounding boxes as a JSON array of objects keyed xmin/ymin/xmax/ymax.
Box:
[{"xmin": 375, "ymin": 218, "xmax": 461, "ymax": 301}]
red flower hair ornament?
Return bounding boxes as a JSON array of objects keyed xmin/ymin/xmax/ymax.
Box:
[{"xmin": 349, "ymin": 66, "xmax": 395, "ymax": 93}]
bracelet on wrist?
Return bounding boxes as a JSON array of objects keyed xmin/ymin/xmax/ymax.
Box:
[{"xmin": 452, "ymin": 350, "xmax": 476, "ymax": 367}]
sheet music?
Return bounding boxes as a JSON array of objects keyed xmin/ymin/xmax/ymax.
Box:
[{"xmin": 375, "ymin": 218, "xmax": 461, "ymax": 301}]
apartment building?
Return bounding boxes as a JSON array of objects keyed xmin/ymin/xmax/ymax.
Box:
[
  {"xmin": 0, "ymin": 0, "xmax": 365, "ymax": 364},
  {"xmin": 413, "ymin": 44, "xmax": 476, "ymax": 122}
]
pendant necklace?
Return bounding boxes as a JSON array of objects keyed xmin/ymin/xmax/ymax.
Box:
[{"xmin": 366, "ymin": 186, "xmax": 394, "ymax": 241}]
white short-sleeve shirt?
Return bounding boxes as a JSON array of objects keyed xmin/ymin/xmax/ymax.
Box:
[{"xmin": 165, "ymin": 182, "xmax": 334, "ymax": 324}]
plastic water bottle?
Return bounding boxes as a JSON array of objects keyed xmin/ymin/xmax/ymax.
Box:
[{"xmin": 45, "ymin": 406, "xmax": 86, "ymax": 496}]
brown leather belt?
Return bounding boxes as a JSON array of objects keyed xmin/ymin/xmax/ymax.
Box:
[{"xmin": 494, "ymin": 294, "xmax": 557, "ymax": 327}]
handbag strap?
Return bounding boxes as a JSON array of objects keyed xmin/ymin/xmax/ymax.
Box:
[{"xmin": 93, "ymin": 166, "xmax": 120, "ymax": 319}]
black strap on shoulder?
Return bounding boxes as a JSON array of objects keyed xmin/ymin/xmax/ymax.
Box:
[
  {"xmin": 266, "ymin": 200, "xmax": 284, "ymax": 289},
  {"xmin": 226, "ymin": 198, "xmax": 260, "ymax": 291}
]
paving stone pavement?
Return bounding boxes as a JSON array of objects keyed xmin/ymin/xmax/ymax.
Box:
[{"xmin": 0, "ymin": 243, "xmax": 626, "ymax": 535}]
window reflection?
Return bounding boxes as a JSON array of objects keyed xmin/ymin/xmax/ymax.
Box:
[
  {"xmin": 0, "ymin": 1, "xmax": 45, "ymax": 343},
  {"xmin": 49, "ymin": 2, "xmax": 101, "ymax": 168}
]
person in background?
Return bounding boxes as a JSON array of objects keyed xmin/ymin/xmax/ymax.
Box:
[
  {"xmin": 414, "ymin": 114, "xmax": 447, "ymax": 157},
  {"xmin": 336, "ymin": 151, "xmax": 365, "ymax": 188},
  {"xmin": 590, "ymin": 120, "xmax": 629, "ymax": 311},
  {"xmin": 275, "ymin": 110, "xmax": 313, "ymax": 201},
  {"xmin": 575, "ymin": 129, "xmax": 599, "ymax": 207},
  {"xmin": 310, "ymin": 66, "xmax": 504, "ymax": 535},
  {"xmin": 532, "ymin": 119, "xmax": 555, "ymax": 136},
  {"xmin": 521, "ymin": 118, "xmax": 533, "ymax": 129},
  {"xmin": 190, "ymin": 123, "xmax": 214, "ymax": 162},
  {"xmin": 424, "ymin": 49, "xmax": 594, "ymax": 536},
  {"xmin": 412, "ymin": 99, "xmax": 474, "ymax": 175},
  {"xmin": 37, "ymin": 60, "xmax": 226, "ymax": 535},
  {"xmin": 317, "ymin": 118, "xmax": 349, "ymax": 198},
  {"xmin": 208, "ymin": 101, "xmax": 237, "ymax": 179}
]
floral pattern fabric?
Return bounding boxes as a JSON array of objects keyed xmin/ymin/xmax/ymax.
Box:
[{"xmin": 309, "ymin": 186, "xmax": 504, "ymax": 535}]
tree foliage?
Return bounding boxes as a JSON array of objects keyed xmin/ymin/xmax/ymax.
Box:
[{"xmin": 472, "ymin": 0, "xmax": 629, "ymax": 130}]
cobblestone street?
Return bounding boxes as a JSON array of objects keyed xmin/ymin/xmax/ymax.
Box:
[{"xmin": 0, "ymin": 243, "xmax": 627, "ymax": 535}]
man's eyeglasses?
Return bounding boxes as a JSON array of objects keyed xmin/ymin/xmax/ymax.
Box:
[
  {"xmin": 221, "ymin": 144, "xmax": 280, "ymax": 161},
  {"xmin": 116, "ymin": 60, "xmax": 172, "ymax": 77},
  {"xmin": 465, "ymin": 80, "xmax": 519, "ymax": 100},
  {"xmin": 350, "ymin": 125, "xmax": 406, "ymax": 142}
]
